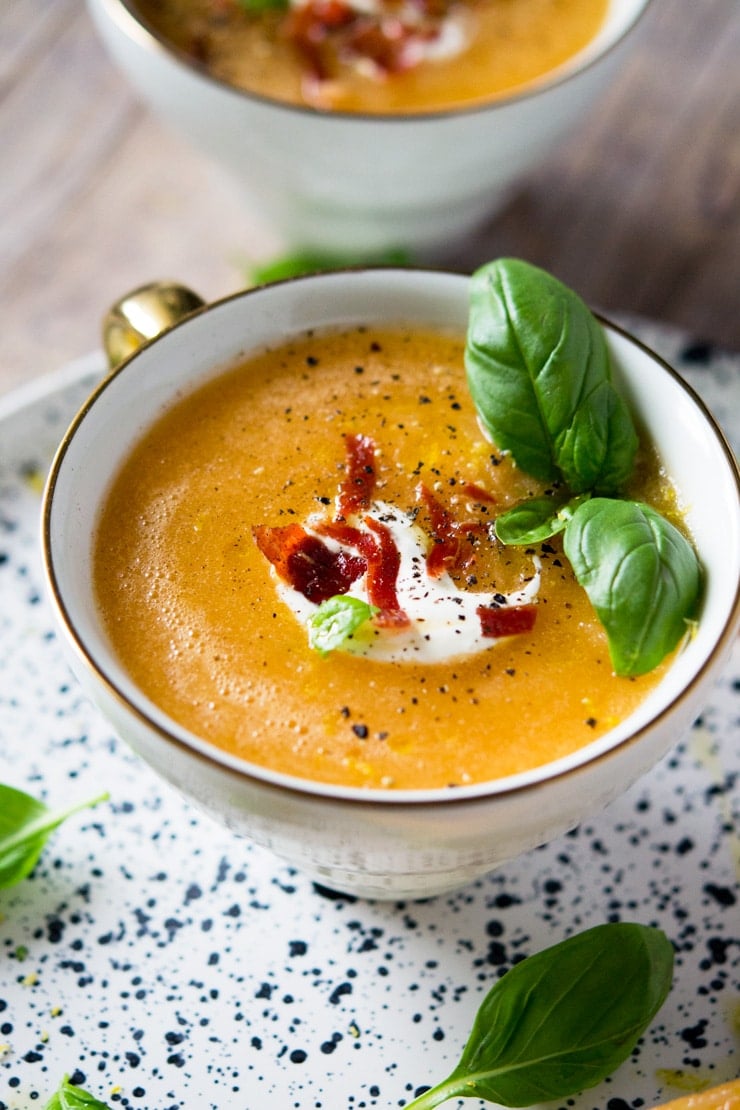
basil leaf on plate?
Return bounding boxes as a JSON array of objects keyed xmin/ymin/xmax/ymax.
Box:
[
  {"xmin": 0, "ymin": 783, "xmax": 108, "ymax": 889},
  {"xmin": 407, "ymin": 922, "xmax": 674, "ymax": 1109},
  {"xmin": 563, "ymin": 498, "xmax": 702, "ymax": 676},
  {"xmin": 465, "ymin": 258, "xmax": 638, "ymax": 494},
  {"xmin": 45, "ymin": 1076, "xmax": 112, "ymax": 1110}
]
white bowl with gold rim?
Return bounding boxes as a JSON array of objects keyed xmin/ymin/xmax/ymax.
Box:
[
  {"xmin": 42, "ymin": 269, "xmax": 740, "ymax": 900},
  {"xmin": 87, "ymin": 0, "xmax": 652, "ymax": 254}
]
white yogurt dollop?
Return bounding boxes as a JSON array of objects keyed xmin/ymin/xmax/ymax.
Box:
[{"xmin": 276, "ymin": 501, "xmax": 541, "ymax": 663}]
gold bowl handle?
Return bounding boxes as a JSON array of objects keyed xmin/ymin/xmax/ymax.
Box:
[{"xmin": 103, "ymin": 281, "xmax": 205, "ymax": 369}]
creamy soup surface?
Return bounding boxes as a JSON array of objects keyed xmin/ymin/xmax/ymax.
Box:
[
  {"xmin": 94, "ymin": 326, "xmax": 677, "ymax": 790},
  {"xmin": 133, "ymin": 0, "xmax": 609, "ymax": 114}
]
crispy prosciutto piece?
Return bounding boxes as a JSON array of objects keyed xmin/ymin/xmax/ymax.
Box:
[
  {"xmin": 283, "ymin": 0, "xmax": 455, "ymax": 82},
  {"xmin": 318, "ymin": 518, "xmax": 410, "ymax": 628},
  {"xmin": 282, "ymin": 0, "xmax": 357, "ymax": 81},
  {"xmin": 253, "ymin": 523, "xmax": 366, "ymax": 604},
  {"xmin": 341, "ymin": 17, "xmax": 424, "ymax": 75},
  {"xmin": 476, "ymin": 603, "xmax": 537, "ymax": 639},
  {"xmin": 337, "ymin": 433, "xmax": 377, "ymax": 519},
  {"xmin": 461, "ymin": 482, "xmax": 497, "ymax": 505},
  {"xmin": 319, "ymin": 520, "xmax": 375, "ymax": 558},
  {"xmin": 417, "ymin": 483, "xmax": 487, "ymax": 578},
  {"xmin": 363, "ymin": 515, "xmax": 410, "ymax": 628},
  {"xmin": 417, "ymin": 482, "xmax": 459, "ymax": 577}
]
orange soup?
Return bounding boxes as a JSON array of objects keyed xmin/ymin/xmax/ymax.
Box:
[
  {"xmin": 93, "ymin": 325, "xmax": 676, "ymax": 790},
  {"xmin": 133, "ymin": 0, "xmax": 609, "ymax": 114}
]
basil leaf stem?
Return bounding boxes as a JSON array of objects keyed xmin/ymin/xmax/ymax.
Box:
[
  {"xmin": 0, "ymin": 783, "xmax": 108, "ymax": 889},
  {"xmin": 563, "ymin": 498, "xmax": 702, "ymax": 676},
  {"xmin": 465, "ymin": 258, "xmax": 638, "ymax": 494},
  {"xmin": 406, "ymin": 922, "xmax": 674, "ymax": 1109},
  {"xmin": 45, "ymin": 1075, "xmax": 112, "ymax": 1110},
  {"xmin": 495, "ymin": 492, "xmax": 590, "ymax": 546}
]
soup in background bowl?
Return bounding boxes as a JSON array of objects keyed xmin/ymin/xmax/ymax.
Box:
[
  {"xmin": 86, "ymin": 0, "xmax": 652, "ymax": 253},
  {"xmin": 130, "ymin": 0, "xmax": 610, "ymax": 116},
  {"xmin": 42, "ymin": 266, "xmax": 740, "ymax": 899}
]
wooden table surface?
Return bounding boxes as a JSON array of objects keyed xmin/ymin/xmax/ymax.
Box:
[{"xmin": 2, "ymin": 0, "xmax": 739, "ymax": 400}]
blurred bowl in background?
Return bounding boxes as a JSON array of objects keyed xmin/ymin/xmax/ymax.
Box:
[{"xmin": 86, "ymin": 0, "xmax": 651, "ymax": 254}]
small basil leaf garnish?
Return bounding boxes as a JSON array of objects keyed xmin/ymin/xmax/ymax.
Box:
[
  {"xmin": 308, "ymin": 595, "xmax": 377, "ymax": 656},
  {"xmin": 0, "ymin": 783, "xmax": 108, "ymax": 889},
  {"xmin": 563, "ymin": 498, "xmax": 702, "ymax": 676},
  {"xmin": 464, "ymin": 258, "xmax": 638, "ymax": 494},
  {"xmin": 495, "ymin": 493, "xmax": 590, "ymax": 545},
  {"xmin": 406, "ymin": 922, "xmax": 674, "ymax": 1109},
  {"xmin": 45, "ymin": 1076, "xmax": 112, "ymax": 1110}
]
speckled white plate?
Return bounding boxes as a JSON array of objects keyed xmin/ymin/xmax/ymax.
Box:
[{"xmin": 1, "ymin": 329, "xmax": 738, "ymax": 1110}]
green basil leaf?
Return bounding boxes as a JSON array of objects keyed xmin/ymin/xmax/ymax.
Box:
[
  {"xmin": 0, "ymin": 784, "xmax": 108, "ymax": 889},
  {"xmin": 235, "ymin": 0, "xmax": 289, "ymax": 12},
  {"xmin": 308, "ymin": 595, "xmax": 377, "ymax": 656},
  {"xmin": 407, "ymin": 922, "xmax": 674, "ymax": 1109},
  {"xmin": 249, "ymin": 247, "xmax": 411, "ymax": 286},
  {"xmin": 464, "ymin": 258, "xmax": 638, "ymax": 494},
  {"xmin": 563, "ymin": 498, "xmax": 702, "ymax": 676},
  {"xmin": 45, "ymin": 1076, "xmax": 112, "ymax": 1110},
  {"xmin": 495, "ymin": 493, "xmax": 590, "ymax": 545}
]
